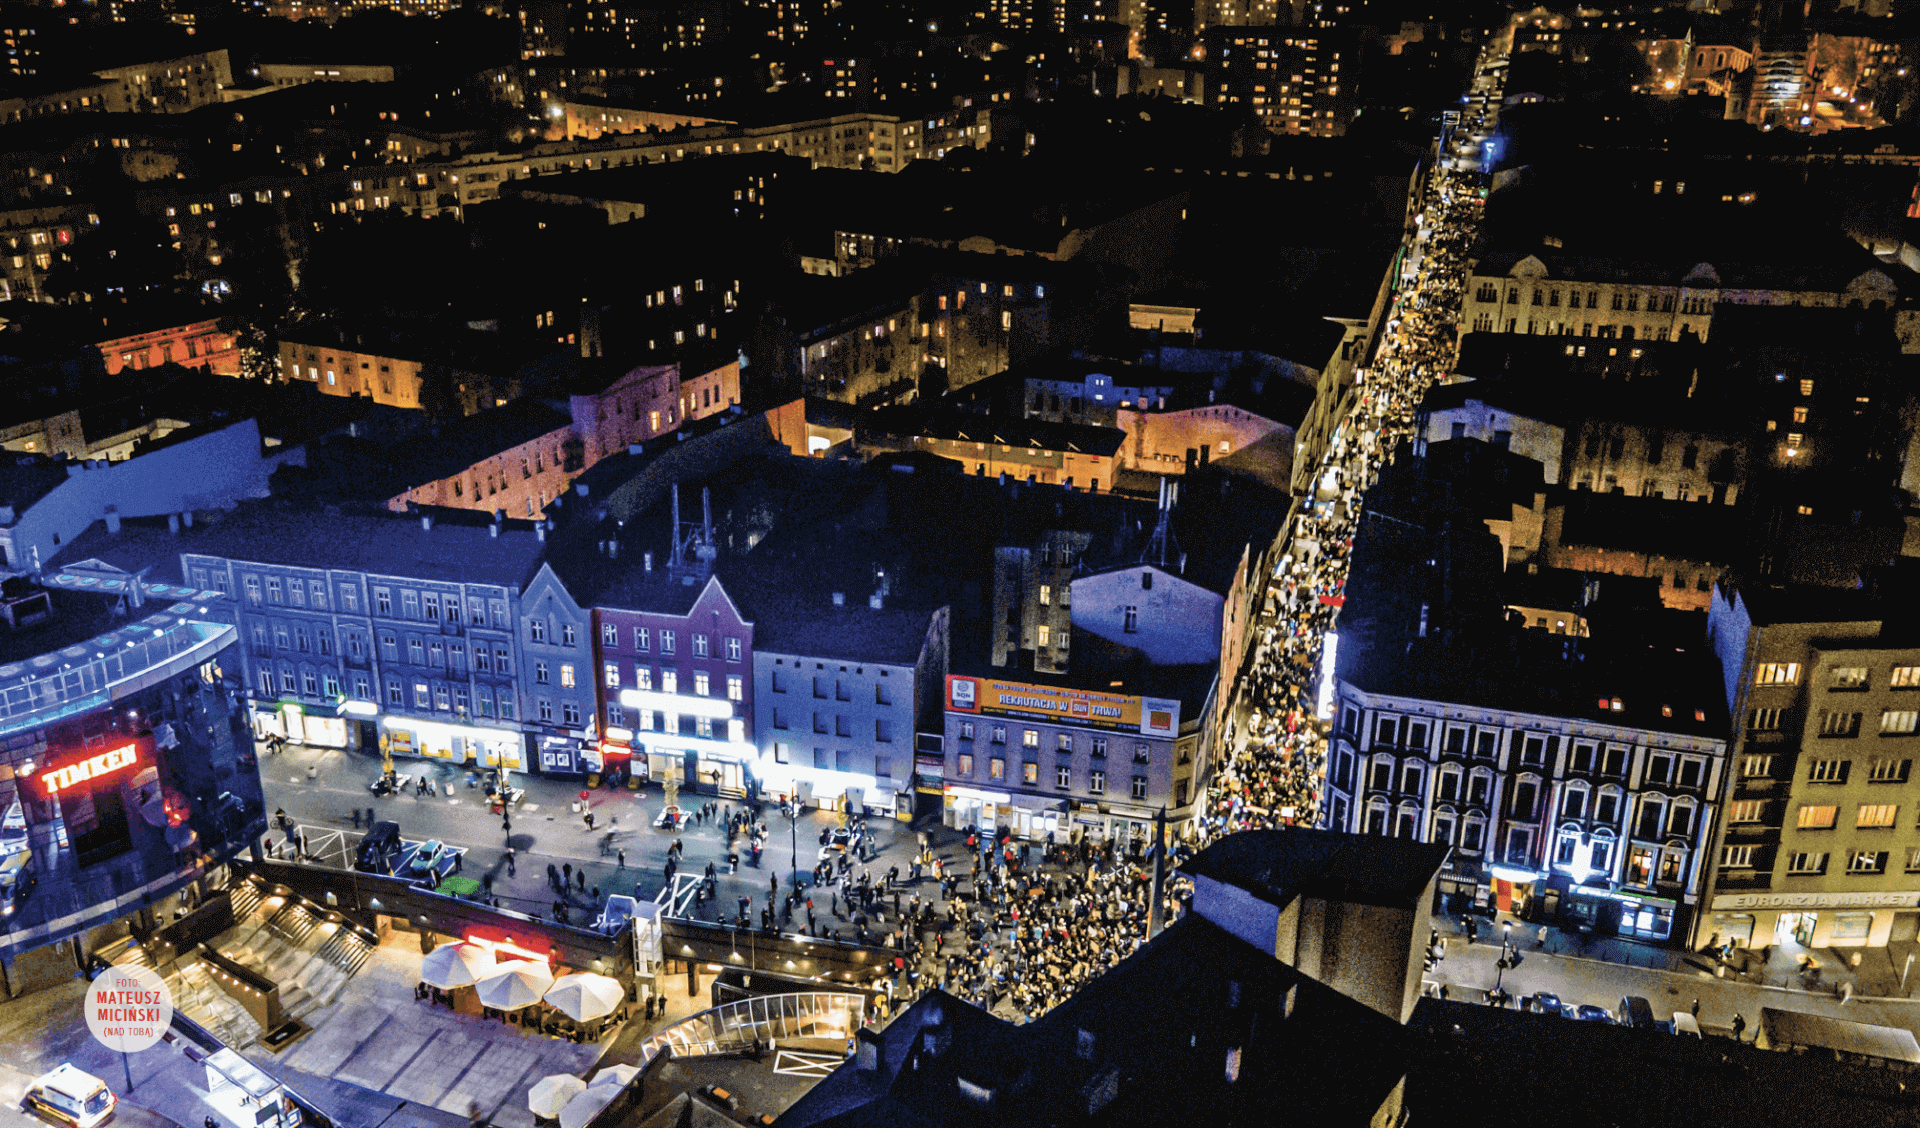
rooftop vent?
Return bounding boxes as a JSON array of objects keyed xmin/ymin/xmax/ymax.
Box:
[{"xmin": 832, "ymin": 592, "xmax": 845, "ymax": 607}]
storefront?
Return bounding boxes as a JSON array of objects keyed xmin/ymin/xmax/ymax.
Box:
[
  {"xmin": 378, "ymin": 716, "xmax": 523, "ymax": 770},
  {"xmin": 1707, "ymin": 891, "xmax": 1920, "ymax": 951},
  {"xmin": 913, "ymin": 754, "xmax": 945, "ymax": 797},
  {"xmin": 943, "ymin": 785, "xmax": 1011, "ymax": 832},
  {"xmin": 758, "ymin": 760, "xmax": 876, "ymax": 813},
  {"xmin": 998, "ymin": 796, "xmax": 1066, "ymax": 841},
  {"xmin": 639, "ymin": 734, "xmax": 757, "ymax": 798},
  {"xmin": 542, "ymin": 735, "xmax": 588, "ymax": 777}
]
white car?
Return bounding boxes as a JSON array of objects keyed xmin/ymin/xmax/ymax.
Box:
[{"xmin": 24, "ymin": 1065, "xmax": 115, "ymax": 1128}]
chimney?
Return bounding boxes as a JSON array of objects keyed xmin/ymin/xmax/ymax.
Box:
[
  {"xmin": 182, "ymin": 510, "xmax": 194, "ymax": 528},
  {"xmin": 167, "ymin": 513, "xmax": 180, "ymax": 534},
  {"xmin": 608, "ymin": 539, "xmax": 619, "ymax": 559},
  {"xmin": 671, "ymin": 485, "xmax": 683, "ymax": 569},
  {"xmin": 575, "ymin": 483, "xmax": 589, "ymax": 497},
  {"xmin": 537, "ymin": 522, "xmax": 547, "ymax": 542},
  {"xmin": 489, "ymin": 524, "xmax": 500, "ymax": 538},
  {"xmin": 644, "ymin": 551, "xmax": 653, "ymax": 572},
  {"xmin": 701, "ymin": 487, "xmax": 713, "ymax": 550},
  {"xmin": 998, "ymin": 472, "xmax": 1009, "ymax": 486},
  {"xmin": 0, "ymin": 505, "xmax": 14, "ymax": 525},
  {"xmin": 421, "ymin": 513, "xmax": 434, "ymax": 531},
  {"xmin": 832, "ymin": 592, "xmax": 845, "ymax": 607},
  {"xmin": 1026, "ymin": 474, "xmax": 1036, "ymax": 486},
  {"xmin": 869, "ymin": 593, "xmax": 884, "ymax": 610},
  {"xmin": 105, "ymin": 508, "xmax": 121, "ymax": 534},
  {"xmin": 494, "ymin": 508, "xmax": 505, "ymax": 524}
]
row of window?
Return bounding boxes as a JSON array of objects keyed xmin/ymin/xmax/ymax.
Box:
[
  {"xmin": 237, "ymin": 572, "xmax": 509, "ymax": 627},
  {"xmin": 768, "ymin": 670, "xmax": 891, "ymax": 703},
  {"xmin": 597, "ymin": 621, "xmax": 741, "ymax": 660},
  {"xmin": 604, "ymin": 702, "xmax": 742, "ymax": 742},
  {"xmin": 1817, "ymin": 710, "xmax": 1920, "ymax": 738},
  {"xmin": 1787, "ymin": 802, "xmax": 1902, "ymax": 830},
  {"xmin": 955, "ymin": 721, "xmax": 1153, "ymax": 761},
  {"xmin": 605, "ymin": 664, "xmax": 744, "ymax": 701},
  {"xmin": 769, "ymin": 709, "xmax": 893, "ymax": 742},
  {"xmin": 953, "ymin": 752, "xmax": 1150, "ymax": 798},
  {"xmin": 1355, "ymin": 800, "xmax": 1689, "ymax": 887},
  {"xmin": 1345, "ymin": 728, "xmax": 1706, "ymax": 788},
  {"xmin": 255, "ymin": 664, "xmax": 520, "ymax": 720},
  {"xmin": 1724, "ymin": 847, "xmax": 1914, "ymax": 876},
  {"xmin": 1756, "ymin": 663, "xmax": 1920, "ymax": 689}
]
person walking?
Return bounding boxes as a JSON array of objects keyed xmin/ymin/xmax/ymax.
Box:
[
  {"xmin": 1690, "ymin": 998, "xmax": 1701, "ymax": 1019},
  {"xmin": 563, "ymin": 862, "xmax": 573, "ymax": 887},
  {"xmin": 505, "ymin": 848, "xmax": 516, "ymax": 877},
  {"xmin": 618, "ymin": 848, "xmax": 626, "ymax": 868},
  {"xmin": 1731, "ymin": 1013, "xmax": 1746, "ymax": 1043}
]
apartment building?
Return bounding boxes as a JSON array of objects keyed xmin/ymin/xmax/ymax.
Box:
[{"xmin": 1703, "ymin": 580, "xmax": 1920, "ymax": 951}]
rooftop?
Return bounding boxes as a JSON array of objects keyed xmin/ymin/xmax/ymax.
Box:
[
  {"xmin": 858, "ymin": 406, "xmax": 1127, "ymax": 459},
  {"xmin": 48, "ymin": 501, "xmax": 552, "ymax": 589},
  {"xmin": 1180, "ymin": 828, "xmax": 1451, "ymax": 912},
  {"xmin": 777, "ymin": 912, "xmax": 1410, "ymax": 1128}
]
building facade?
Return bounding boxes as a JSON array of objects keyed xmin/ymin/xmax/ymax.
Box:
[
  {"xmin": 1460, "ymin": 254, "xmax": 1900, "ymax": 343},
  {"xmin": 753, "ymin": 606, "xmax": 947, "ymax": 819},
  {"xmin": 1703, "ymin": 583, "xmax": 1920, "ymax": 951},
  {"xmin": 1328, "ymin": 676, "xmax": 1730, "ymax": 944},
  {"xmin": 1070, "ymin": 563, "xmax": 1225, "ymax": 667},
  {"xmin": 0, "ymin": 562, "xmax": 259, "ymax": 995},
  {"xmin": 940, "ymin": 672, "xmax": 1197, "ymax": 846},
  {"xmin": 592, "ymin": 574, "xmax": 756, "ymax": 797},
  {"xmin": 180, "ymin": 511, "xmax": 557, "ymax": 773}
]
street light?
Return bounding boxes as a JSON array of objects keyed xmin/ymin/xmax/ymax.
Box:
[{"xmin": 787, "ymin": 799, "xmax": 802, "ymax": 897}]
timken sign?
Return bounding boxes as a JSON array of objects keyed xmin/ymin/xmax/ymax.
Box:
[
  {"xmin": 946, "ymin": 676, "xmax": 1180, "ymax": 737},
  {"xmin": 40, "ymin": 743, "xmax": 139, "ymax": 796}
]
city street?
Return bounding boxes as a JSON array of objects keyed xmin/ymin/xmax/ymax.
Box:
[{"xmin": 258, "ymin": 740, "xmax": 930, "ymax": 938}]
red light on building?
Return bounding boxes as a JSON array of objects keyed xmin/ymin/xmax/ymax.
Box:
[{"xmin": 40, "ymin": 743, "xmax": 139, "ymax": 795}]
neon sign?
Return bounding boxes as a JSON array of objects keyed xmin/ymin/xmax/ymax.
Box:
[{"xmin": 42, "ymin": 744, "xmax": 139, "ymax": 795}]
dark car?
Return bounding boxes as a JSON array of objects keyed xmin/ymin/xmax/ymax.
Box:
[
  {"xmin": 356, "ymin": 821, "xmax": 401, "ymax": 873},
  {"xmin": 1528, "ymin": 992, "xmax": 1565, "ymax": 1017},
  {"xmin": 1572, "ymin": 1004, "xmax": 1614, "ymax": 1024}
]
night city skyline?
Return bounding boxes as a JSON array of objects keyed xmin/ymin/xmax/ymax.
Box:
[{"xmin": 2, "ymin": 1, "xmax": 1920, "ymax": 1126}]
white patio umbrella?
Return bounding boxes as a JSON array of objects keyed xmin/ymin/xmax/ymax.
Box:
[
  {"xmin": 558, "ymin": 1085, "xmax": 616, "ymax": 1128},
  {"xmin": 545, "ymin": 973, "xmax": 625, "ymax": 1022},
  {"xmin": 477, "ymin": 960, "xmax": 555, "ymax": 1011},
  {"xmin": 586, "ymin": 1063, "xmax": 639, "ymax": 1091},
  {"xmin": 527, "ymin": 1074, "xmax": 586, "ymax": 1119},
  {"xmin": 421, "ymin": 942, "xmax": 496, "ymax": 989}
]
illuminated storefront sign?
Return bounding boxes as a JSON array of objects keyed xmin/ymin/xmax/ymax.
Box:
[
  {"xmin": 945, "ymin": 675, "xmax": 1179, "ymax": 737},
  {"xmin": 42, "ymin": 744, "xmax": 140, "ymax": 795}
]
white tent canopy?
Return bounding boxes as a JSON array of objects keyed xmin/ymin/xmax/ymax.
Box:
[
  {"xmin": 558, "ymin": 1085, "xmax": 616, "ymax": 1128},
  {"xmin": 421, "ymin": 942, "xmax": 496, "ymax": 989},
  {"xmin": 545, "ymin": 973, "xmax": 626, "ymax": 1022},
  {"xmin": 587, "ymin": 1063, "xmax": 639, "ymax": 1091},
  {"xmin": 477, "ymin": 961, "xmax": 555, "ymax": 1011},
  {"xmin": 527, "ymin": 1074, "xmax": 586, "ymax": 1118}
]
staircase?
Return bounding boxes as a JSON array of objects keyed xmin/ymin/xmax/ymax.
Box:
[
  {"xmin": 165, "ymin": 959, "xmax": 264, "ymax": 1049},
  {"xmin": 283, "ymin": 927, "xmax": 377, "ymax": 1017},
  {"xmin": 227, "ymin": 879, "xmax": 263, "ymax": 924}
]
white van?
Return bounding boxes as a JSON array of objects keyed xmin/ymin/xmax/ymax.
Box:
[
  {"xmin": 1671, "ymin": 1012, "xmax": 1703, "ymax": 1039},
  {"xmin": 24, "ymin": 1064, "xmax": 115, "ymax": 1128}
]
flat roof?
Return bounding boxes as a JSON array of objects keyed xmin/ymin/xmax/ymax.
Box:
[{"xmin": 1180, "ymin": 828, "xmax": 1450, "ymax": 912}]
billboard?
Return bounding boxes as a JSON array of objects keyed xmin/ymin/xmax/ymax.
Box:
[{"xmin": 946, "ymin": 675, "xmax": 1179, "ymax": 738}]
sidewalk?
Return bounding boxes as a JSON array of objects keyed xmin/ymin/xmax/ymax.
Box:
[{"xmin": 1428, "ymin": 912, "xmax": 1920, "ymax": 1038}]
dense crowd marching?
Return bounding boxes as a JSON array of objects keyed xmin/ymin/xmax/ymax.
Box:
[
  {"xmin": 1202, "ymin": 118, "xmax": 1492, "ymax": 843},
  {"xmin": 881, "ymin": 93, "xmax": 1503, "ymax": 1023}
]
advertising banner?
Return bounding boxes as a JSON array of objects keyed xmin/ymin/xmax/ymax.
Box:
[{"xmin": 946, "ymin": 676, "xmax": 1179, "ymax": 737}]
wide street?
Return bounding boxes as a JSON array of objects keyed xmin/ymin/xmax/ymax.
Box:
[{"xmin": 259, "ymin": 740, "xmax": 935, "ymax": 937}]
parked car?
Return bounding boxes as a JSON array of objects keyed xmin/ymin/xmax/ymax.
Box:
[
  {"xmin": 1572, "ymin": 1004, "xmax": 1614, "ymax": 1024},
  {"xmin": 1617, "ymin": 995, "xmax": 1656, "ymax": 1030},
  {"xmin": 356, "ymin": 821, "xmax": 401, "ymax": 873},
  {"xmin": 409, "ymin": 840, "xmax": 447, "ymax": 875},
  {"xmin": 1527, "ymin": 992, "xmax": 1565, "ymax": 1017}
]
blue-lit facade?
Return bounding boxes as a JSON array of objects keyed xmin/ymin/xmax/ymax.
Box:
[{"xmin": 0, "ymin": 566, "xmax": 261, "ymax": 993}]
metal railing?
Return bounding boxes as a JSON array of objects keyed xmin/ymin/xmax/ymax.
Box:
[
  {"xmin": 636, "ymin": 992, "xmax": 865, "ymax": 1063},
  {"xmin": 0, "ymin": 617, "xmax": 235, "ymax": 734}
]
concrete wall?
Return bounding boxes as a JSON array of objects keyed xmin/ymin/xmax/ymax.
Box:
[
  {"xmin": 1115, "ymin": 403, "xmax": 1290, "ymax": 478},
  {"xmin": 1070, "ymin": 565, "xmax": 1224, "ymax": 667},
  {"xmin": 1420, "ymin": 398, "xmax": 1565, "ymax": 484},
  {"xmin": 0, "ymin": 418, "xmax": 272, "ymax": 569}
]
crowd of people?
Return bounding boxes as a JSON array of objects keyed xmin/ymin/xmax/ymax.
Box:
[
  {"xmin": 845, "ymin": 97, "xmax": 1506, "ymax": 1024},
  {"xmin": 1199, "ymin": 100, "xmax": 1496, "ymax": 846}
]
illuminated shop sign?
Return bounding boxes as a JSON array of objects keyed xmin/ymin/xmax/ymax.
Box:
[
  {"xmin": 42, "ymin": 743, "xmax": 140, "ymax": 795},
  {"xmin": 945, "ymin": 675, "xmax": 1179, "ymax": 737}
]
